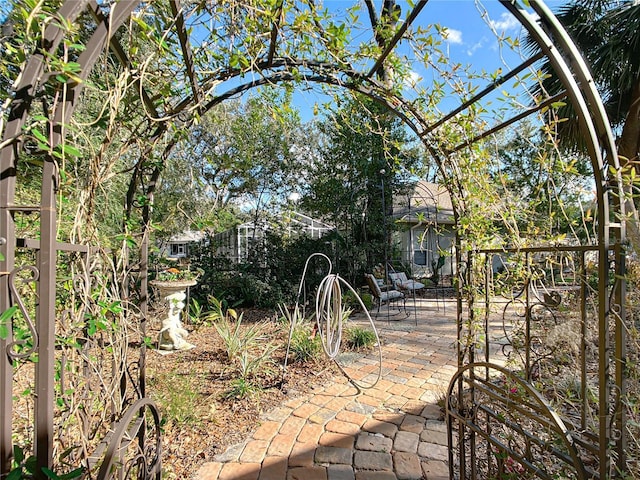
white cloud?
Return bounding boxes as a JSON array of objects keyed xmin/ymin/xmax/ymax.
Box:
[
  {"xmin": 443, "ymin": 27, "xmax": 463, "ymax": 45},
  {"xmin": 489, "ymin": 13, "xmax": 519, "ymax": 32},
  {"xmin": 404, "ymin": 71, "xmax": 422, "ymax": 88},
  {"xmin": 466, "ymin": 39, "xmax": 485, "ymax": 57}
]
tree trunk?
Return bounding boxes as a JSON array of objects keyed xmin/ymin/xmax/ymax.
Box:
[
  {"xmin": 617, "ymin": 76, "xmax": 640, "ymax": 249},
  {"xmin": 618, "ymin": 76, "xmax": 640, "ymax": 165}
]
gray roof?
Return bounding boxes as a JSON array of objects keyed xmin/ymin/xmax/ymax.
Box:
[
  {"xmin": 168, "ymin": 230, "xmax": 207, "ymax": 243},
  {"xmin": 392, "ymin": 181, "xmax": 455, "ymax": 225}
]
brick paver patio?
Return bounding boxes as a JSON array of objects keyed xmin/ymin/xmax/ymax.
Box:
[{"xmin": 195, "ymin": 296, "xmax": 458, "ymax": 480}]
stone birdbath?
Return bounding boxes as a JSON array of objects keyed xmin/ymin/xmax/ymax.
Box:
[{"xmin": 150, "ymin": 278, "xmax": 198, "ymax": 352}]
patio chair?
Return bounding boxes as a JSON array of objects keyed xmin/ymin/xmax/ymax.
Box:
[
  {"xmin": 364, "ymin": 273, "xmax": 406, "ymax": 315},
  {"xmin": 388, "ymin": 271, "xmax": 425, "ymax": 293},
  {"xmin": 388, "ymin": 270, "xmax": 425, "ymax": 324}
]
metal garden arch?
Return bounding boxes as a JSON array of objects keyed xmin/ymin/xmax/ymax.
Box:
[{"xmin": 0, "ymin": 0, "xmax": 630, "ymax": 478}]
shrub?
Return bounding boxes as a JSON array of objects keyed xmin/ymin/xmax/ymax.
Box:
[
  {"xmin": 218, "ymin": 340, "xmax": 277, "ymax": 402},
  {"xmin": 237, "ymin": 343, "xmax": 278, "ymax": 380},
  {"xmin": 345, "ymin": 326, "xmax": 377, "ymax": 350},
  {"xmin": 222, "ymin": 378, "xmax": 260, "ymax": 400},
  {"xmin": 359, "ymin": 292, "xmax": 374, "ymax": 310},
  {"xmin": 340, "ymin": 289, "xmax": 360, "ymax": 310},
  {"xmin": 289, "ymin": 325, "xmax": 323, "ymax": 363},
  {"xmin": 278, "ymin": 303, "xmax": 303, "ymax": 328},
  {"xmin": 188, "ymin": 298, "xmax": 205, "ymax": 326},
  {"xmin": 213, "ymin": 312, "xmax": 265, "ymax": 363},
  {"xmin": 209, "ymin": 300, "xmax": 278, "ymax": 401},
  {"xmin": 205, "ymin": 295, "xmax": 236, "ymax": 324}
]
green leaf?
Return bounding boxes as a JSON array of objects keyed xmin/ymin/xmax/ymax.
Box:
[
  {"xmin": 107, "ymin": 301, "xmax": 122, "ymax": 314},
  {"xmin": 6, "ymin": 468, "xmax": 23, "ymax": 480},
  {"xmin": 31, "ymin": 128, "xmax": 48, "ymax": 144},
  {"xmin": 0, "ymin": 306, "xmax": 18, "ymax": 340},
  {"xmin": 61, "ymin": 61, "xmax": 81, "ymax": 73},
  {"xmin": 87, "ymin": 318, "xmax": 97, "ymax": 337},
  {"xmin": 42, "ymin": 467, "xmax": 60, "ymax": 479},
  {"xmin": 60, "ymin": 143, "xmax": 81, "ymax": 157},
  {"xmin": 13, "ymin": 445, "xmax": 24, "ymax": 464},
  {"xmin": 24, "ymin": 455, "xmax": 38, "ymax": 473},
  {"xmin": 67, "ymin": 43, "xmax": 86, "ymax": 52}
]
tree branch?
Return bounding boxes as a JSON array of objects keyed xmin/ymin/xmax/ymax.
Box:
[{"xmin": 364, "ymin": 0, "xmax": 379, "ymax": 32}]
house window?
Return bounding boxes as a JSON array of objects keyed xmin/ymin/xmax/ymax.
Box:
[
  {"xmin": 170, "ymin": 243, "xmax": 186, "ymax": 257},
  {"xmin": 414, "ymin": 250, "xmax": 427, "ymax": 266}
]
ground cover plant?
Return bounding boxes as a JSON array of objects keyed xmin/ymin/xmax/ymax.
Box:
[{"xmin": 345, "ymin": 326, "xmax": 377, "ymax": 350}]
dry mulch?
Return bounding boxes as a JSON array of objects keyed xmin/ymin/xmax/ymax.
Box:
[{"xmin": 145, "ymin": 308, "xmax": 339, "ymax": 479}]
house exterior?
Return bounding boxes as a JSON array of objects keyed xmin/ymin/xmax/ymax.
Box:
[
  {"xmin": 161, "ymin": 230, "xmax": 207, "ymax": 259},
  {"xmin": 213, "ymin": 211, "xmax": 334, "ymax": 263},
  {"xmin": 391, "ymin": 181, "xmax": 456, "ymax": 280}
]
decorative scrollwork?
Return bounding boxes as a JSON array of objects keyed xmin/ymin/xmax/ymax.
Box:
[
  {"xmin": 7, "ymin": 265, "xmax": 40, "ymax": 360},
  {"xmin": 94, "ymin": 398, "xmax": 162, "ymax": 480},
  {"xmin": 447, "ymin": 362, "xmax": 588, "ymax": 479}
]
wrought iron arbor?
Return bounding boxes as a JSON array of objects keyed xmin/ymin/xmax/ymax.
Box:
[{"xmin": 0, "ymin": 0, "xmax": 631, "ymax": 478}]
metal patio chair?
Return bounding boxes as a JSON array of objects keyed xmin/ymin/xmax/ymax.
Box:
[{"xmin": 364, "ymin": 273, "xmax": 406, "ymax": 316}]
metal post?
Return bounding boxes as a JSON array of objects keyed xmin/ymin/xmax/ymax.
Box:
[
  {"xmin": 614, "ymin": 243, "xmax": 627, "ymax": 473},
  {"xmin": 0, "ymin": 155, "xmax": 16, "ymax": 479},
  {"xmin": 484, "ymin": 254, "xmax": 490, "ymax": 364},
  {"xmin": 34, "ymin": 158, "xmax": 57, "ymax": 478},
  {"xmin": 380, "ymin": 169, "xmax": 388, "ymax": 283},
  {"xmin": 580, "ymin": 250, "xmax": 587, "ymax": 431}
]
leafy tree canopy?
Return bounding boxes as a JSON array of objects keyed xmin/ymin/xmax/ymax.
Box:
[
  {"xmin": 153, "ymin": 87, "xmax": 307, "ymax": 238},
  {"xmin": 301, "ymin": 94, "xmax": 422, "ymax": 272}
]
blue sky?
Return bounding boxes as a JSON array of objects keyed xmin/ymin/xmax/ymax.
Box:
[
  {"xmin": 292, "ymin": 0, "xmax": 570, "ymax": 122},
  {"xmin": 422, "ymin": 0, "xmax": 568, "ymax": 69}
]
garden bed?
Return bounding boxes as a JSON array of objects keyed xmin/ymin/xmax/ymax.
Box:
[{"xmin": 145, "ymin": 308, "xmax": 339, "ymax": 479}]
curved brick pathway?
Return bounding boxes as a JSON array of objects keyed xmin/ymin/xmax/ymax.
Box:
[{"xmin": 195, "ymin": 298, "xmax": 458, "ymax": 480}]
